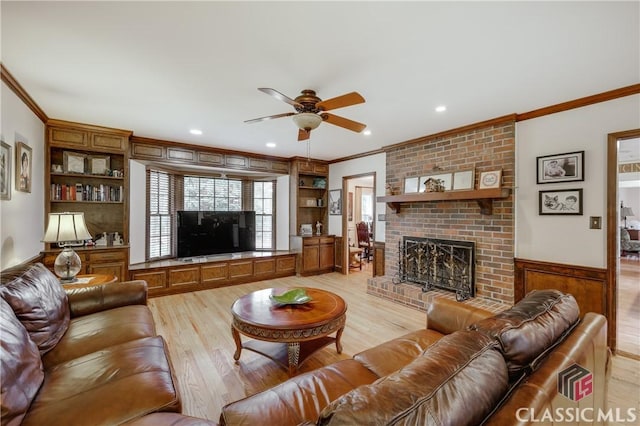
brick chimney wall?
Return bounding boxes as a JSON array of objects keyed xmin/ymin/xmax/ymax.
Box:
[{"xmin": 383, "ymin": 120, "xmax": 515, "ymax": 304}]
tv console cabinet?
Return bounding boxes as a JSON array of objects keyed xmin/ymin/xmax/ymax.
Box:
[{"xmin": 129, "ymin": 251, "xmax": 296, "ymax": 297}]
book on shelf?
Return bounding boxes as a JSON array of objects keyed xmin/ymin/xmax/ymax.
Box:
[{"xmin": 50, "ymin": 183, "xmax": 124, "ymax": 202}]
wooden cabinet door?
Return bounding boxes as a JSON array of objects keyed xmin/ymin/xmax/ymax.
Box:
[
  {"xmin": 89, "ymin": 262, "xmax": 125, "ymax": 281},
  {"xmin": 303, "ymin": 245, "xmax": 320, "ymax": 272},
  {"xmin": 319, "ymin": 243, "xmax": 335, "ymax": 270}
]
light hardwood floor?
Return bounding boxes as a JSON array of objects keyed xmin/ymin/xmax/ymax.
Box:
[
  {"xmin": 617, "ymin": 257, "xmax": 640, "ymax": 357},
  {"xmin": 148, "ymin": 271, "xmax": 640, "ymax": 423}
]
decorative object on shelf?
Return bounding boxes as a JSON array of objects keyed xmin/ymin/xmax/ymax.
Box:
[
  {"xmin": 63, "ymin": 151, "xmax": 86, "ymax": 174},
  {"xmin": 423, "ymin": 177, "xmax": 445, "ymax": 193},
  {"xmin": 112, "ymin": 232, "xmax": 124, "ymax": 246},
  {"xmin": 403, "ymin": 177, "xmax": 419, "ymax": 194},
  {"xmin": 452, "ymin": 169, "xmax": 475, "ymax": 191},
  {"xmin": 15, "ymin": 140, "xmax": 32, "ymax": 193},
  {"xmin": 316, "ymin": 198, "xmax": 324, "ymax": 207},
  {"xmin": 1, "ymin": 140, "xmax": 11, "ymax": 200},
  {"xmin": 316, "ymin": 221, "xmax": 322, "ymax": 235},
  {"xmin": 620, "ymin": 202, "xmax": 635, "ymax": 228},
  {"xmin": 94, "ymin": 232, "xmax": 108, "ymax": 246},
  {"xmin": 312, "ymin": 177, "xmax": 327, "ymax": 188},
  {"xmin": 89, "ymin": 155, "xmax": 110, "ymax": 175},
  {"xmin": 479, "ymin": 170, "xmax": 502, "ymax": 189},
  {"xmin": 42, "ymin": 212, "xmax": 92, "ymax": 282},
  {"xmin": 329, "ymin": 189, "xmax": 342, "ymax": 215},
  {"xmin": 300, "ymin": 224, "xmax": 313, "ymax": 235},
  {"xmin": 539, "ymin": 188, "xmax": 583, "ymax": 215},
  {"xmin": 305, "ymin": 198, "xmax": 317, "ymax": 207},
  {"xmin": 51, "ymin": 164, "xmax": 63, "ymax": 173},
  {"xmin": 419, "ymin": 172, "xmax": 452, "ymax": 191},
  {"xmin": 536, "ymin": 151, "xmax": 584, "ymax": 184},
  {"xmin": 299, "ymin": 179, "xmax": 305, "ymax": 186},
  {"xmin": 112, "ymin": 169, "xmax": 124, "ymax": 178},
  {"xmin": 269, "ymin": 288, "xmax": 313, "ymax": 306},
  {"xmin": 385, "ymin": 183, "xmax": 394, "ymax": 196}
]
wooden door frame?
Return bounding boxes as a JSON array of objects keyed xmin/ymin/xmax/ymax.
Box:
[
  {"xmin": 341, "ymin": 172, "xmax": 376, "ymax": 275},
  {"xmin": 606, "ymin": 129, "xmax": 640, "ymax": 352}
]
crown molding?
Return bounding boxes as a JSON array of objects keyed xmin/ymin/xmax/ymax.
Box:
[
  {"xmin": 516, "ymin": 83, "xmax": 640, "ymax": 122},
  {"xmin": 1, "ymin": 63, "xmax": 48, "ymax": 123}
]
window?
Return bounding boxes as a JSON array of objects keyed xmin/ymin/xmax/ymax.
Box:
[
  {"xmin": 184, "ymin": 176, "xmax": 242, "ymax": 211},
  {"xmin": 254, "ymin": 181, "xmax": 274, "ymax": 249},
  {"xmin": 148, "ymin": 170, "xmax": 172, "ymax": 259}
]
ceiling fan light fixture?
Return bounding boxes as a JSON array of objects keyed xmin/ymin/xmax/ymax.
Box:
[{"xmin": 292, "ymin": 112, "xmax": 322, "ymax": 131}]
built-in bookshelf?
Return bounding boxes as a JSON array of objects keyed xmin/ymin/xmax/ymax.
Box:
[{"xmin": 44, "ymin": 119, "xmax": 132, "ymax": 280}]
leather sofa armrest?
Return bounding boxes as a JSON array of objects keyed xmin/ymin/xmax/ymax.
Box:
[
  {"xmin": 426, "ymin": 298, "xmax": 494, "ymax": 335},
  {"xmin": 65, "ymin": 280, "xmax": 148, "ymax": 318}
]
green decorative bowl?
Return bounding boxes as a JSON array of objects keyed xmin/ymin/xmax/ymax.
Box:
[{"xmin": 269, "ymin": 288, "xmax": 312, "ymax": 306}]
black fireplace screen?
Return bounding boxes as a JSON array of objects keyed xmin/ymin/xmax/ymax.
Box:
[{"xmin": 396, "ymin": 236, "xmax": 475, "ymax": 301}]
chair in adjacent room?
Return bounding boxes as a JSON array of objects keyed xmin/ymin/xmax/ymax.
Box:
[
  {"xmin": 356, "ymin": 221, "xmax": 373, "ymax": 263},
  {"xmin": 620, "ymin": 227, "xmax": 640, "ymax": 259}
]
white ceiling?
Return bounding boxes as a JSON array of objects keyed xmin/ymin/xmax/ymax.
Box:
[{"xmin": 2, "ymin": 1, "xmax": 639, "ymax": 161}]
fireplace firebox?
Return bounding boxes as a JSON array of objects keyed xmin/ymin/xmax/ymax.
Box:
[{"xmin": 395, "ymin": 237, "xmax": 475, "ymax": 301}]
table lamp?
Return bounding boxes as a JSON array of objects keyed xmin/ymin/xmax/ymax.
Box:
[
  {"xmin": 620, "ymin": 203, "xmax": 635, "ymax": 228},
  {"xmin": 43, "ymin": 212, "xmax": 92, "ymax": 282}
]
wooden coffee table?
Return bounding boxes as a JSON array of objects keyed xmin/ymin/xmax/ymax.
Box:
[{"xmin": 231, "ymin": 287, "xmax": 347, "ymax": 375}]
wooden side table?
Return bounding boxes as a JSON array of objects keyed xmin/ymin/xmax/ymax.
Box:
[
  {"xmin": 231, "ymin": 287, "xmax": 347, "ymax": 375},
  {"xmin": 61, "ymin": 274, "xmax": 117, "ymax": 289}
]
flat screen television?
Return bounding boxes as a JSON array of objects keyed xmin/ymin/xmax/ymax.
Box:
[{"xmin": 177, "ymin": 210, "xmax": 256, "ymax": 258}]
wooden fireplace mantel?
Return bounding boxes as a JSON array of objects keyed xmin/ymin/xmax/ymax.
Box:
[{"xmin": 377, "ymin": 188, "xmax": 511, "ymax": 215}]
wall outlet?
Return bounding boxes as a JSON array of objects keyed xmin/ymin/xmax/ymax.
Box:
[{"xmin": 589, "ymin": 216, "xmax": 602, "ymax": 229}]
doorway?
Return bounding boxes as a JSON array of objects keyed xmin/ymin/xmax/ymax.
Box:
[
  {"xmin": 342, "ymin": 173, "xmax": 375, "ymax": 275},
  {"xmin": 607, "ymin": 130, "xmax": 640, "ymax": 359}
]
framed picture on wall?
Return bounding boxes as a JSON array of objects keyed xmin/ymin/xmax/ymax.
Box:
[
  {"xmin": 15, "ymin": 141, "xmax": 32, "ymax": 193},
  {"xmin": 536, "ymin": 151, "xmax": 584, "ymax": 184},
  {"xmin": 539, "ymin": 188, "xmax": 583, "ymax": 215},
  {"xmin": 1, "ymin": 140, "xmax": 11, "ymax": 200},
  {"xmin": 329, "ymin": 189, "xmax": 342, "ymax": 215}
]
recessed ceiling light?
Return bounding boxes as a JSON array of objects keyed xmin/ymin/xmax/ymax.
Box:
[
  {"xmin": 363, "ymin": 129, "xmax": 372, "ymax": 136},
  {"xmin": 190, "ymin": 129, "xmax": 203, "ymax": 135},
  {"xmin": 435, "ymin": 105, "xmax": 447, "ymax": 113},
  {"xmin": 266, "ymin": 142, "xmax": 276, "ymax": 148}
]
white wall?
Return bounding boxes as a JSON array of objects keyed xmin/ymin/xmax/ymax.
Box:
[
  {"xmin": 0, "ymin": 81, "xmax": 46, "ymax": 268},
  {"xmin": 328, "ymin": 152, "xmax": 386, "ymax": 241},
  {"xmin": 516, "ymin": 95, "xmax": 640, "ymax": 268},
  {"xmin": 128, "ymin": 159, "xmax": 146, "ymax": 264}
]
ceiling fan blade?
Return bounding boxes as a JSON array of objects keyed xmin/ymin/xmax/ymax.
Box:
[
  {"xmin": 258, "ymin": 88, "xmax": 303, "ymax": 108},
  {"xmin": 298, "ymin": 129, "xmax": 310, "ymax": 141},
  {"xmin": 321, "ymin": 113, "xmax": 367, "ymax": 133},
  {"xmin": 244, "ymin": 112, "xmax": 294, "ymax": 124},
  {"xmin": 316, "ymin": 92, "xmax": 365, "ymax": 111}
]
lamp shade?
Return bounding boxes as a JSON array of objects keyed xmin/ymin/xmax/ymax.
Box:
[
  {"xmin": 621, "ymin": 207, "xmax": 635, "ymax": 218},
  {"xmin": 43, "ymin": 212, "xmax": 92, "ymax": 243},
  {"xmin": 292, "ymin": 113, "xmax": 322, "ymax": 131}
]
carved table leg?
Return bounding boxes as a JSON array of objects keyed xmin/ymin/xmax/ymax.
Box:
[
  {"xmin": 335, "ymin": 326, "xmax": 344, "ymax": 354},
  {"xmin": 287, "ymin": 342, "xmax": 300, "ymax": 375},
  {"xmin": 231, "ymin": 326, "xmax": 242, "ymax": 362}
]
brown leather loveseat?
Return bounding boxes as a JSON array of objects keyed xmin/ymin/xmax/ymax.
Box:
[
  {"xmin": 221, "ymin": 289, "xmax": 610, "ymax": 426},
  {"xmin": 0, "ymin": 262, "xmax": 216, "ymax": 426}
]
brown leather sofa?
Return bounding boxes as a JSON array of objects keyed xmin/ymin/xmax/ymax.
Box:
[
  {"xmin": 1, "ymin": 262, "xmax": 216, "ymax": 426},
  {"xmin": 221, "ymin": 289, "xmax": 610, "ymax": 426}
]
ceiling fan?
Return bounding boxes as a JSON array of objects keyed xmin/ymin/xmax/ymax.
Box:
[{"xmin": 245, "ymin": 88, "xmax": 366, "ymax": 141}]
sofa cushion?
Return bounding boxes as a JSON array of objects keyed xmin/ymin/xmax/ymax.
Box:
[
  {"xmin": 220, "ymin": 359, "xmax": 380, "ymax": 426},
  {"xmin": 353, "ymin": 329, "xmax": 445, "ymax": 377},
  {"xmin": 42, "ymin": 304, "xmax": 157, "ymax": 368},
  {"xmin": 0, "ymin": 263, "xmax": 70, "ymax": 355},
  {"xmin": 317, "ymin": 330, "xmax": 509, "ymax": 426},
  {"xmin": 21, "ymin": 336, "xmax": 181, "ymax": 426},
  {"xmin": 0, "ymin": 298, "xmax": 45, "ymax": 426},
  {"xmin": 469, "ymin": 289, "xmax": 580, "ymax": 377}
]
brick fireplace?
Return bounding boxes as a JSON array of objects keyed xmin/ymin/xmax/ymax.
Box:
[{"xmin": 369, "ymin": 119, "xmax": 515, "ymax": 310}]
